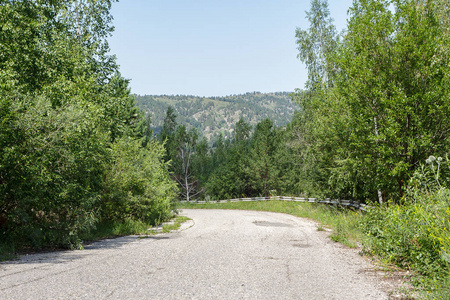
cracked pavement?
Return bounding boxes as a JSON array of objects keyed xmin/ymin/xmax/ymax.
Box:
[{"xmin": 0, "ymin": 209, "xmax": 388, "ymax": 299}]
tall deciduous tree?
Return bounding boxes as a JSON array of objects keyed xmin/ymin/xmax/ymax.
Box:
[
  {"xmin": 291, "ymin": 0, "xmax": 344, "ymax": 199},
  {"xmin": 172, "ymin": 126, "xmax": 203, "ymax": 202},
  {"xmin": 334, "ymin": 0, "xmax": 450, "ymax": 201},
  {"xmin": 295, "ymin": 0, "xmax": 339, "ymax": 89}
]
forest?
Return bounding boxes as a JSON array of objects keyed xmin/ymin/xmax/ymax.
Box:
[
  {"xmin": 1, "ymin": 0, "xmax": 450, "ymax": 296},
  {"xmin": 135, "ymin": 92, "xmax": 298, "ymax": 141}
]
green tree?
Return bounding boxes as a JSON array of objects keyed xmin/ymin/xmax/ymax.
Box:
[
  {"xmin": 295, "ymin": 0, "xmax": 339, "ymax": 89},
  {"xmin": 191, "ymin": 137, "xmax": 212, "ymax": 184},
  {"xmin": 206, "ymin": 118, "xmax": 290, "ymax": 199},
  {"xmin": 233, "ymin": 118, "xmax": 252, "ymax": 143},
  {"xmin": 291, "ymin": 0, "xmax": 450, "ymax": 203},
  {"xmin": 247, "ymin": 119, "xmax": 281, "ymax": 197},
  {"xmin": 171, "ymin": 126, "xmax": 203, "ymax": 201},
  {"xmin": 101, "ymin": 137, "xmax": 176, "ymax": 224},
  {"xmin": 0, "ymin": 0, "xmax": 177, "ymax": 250},
  {"xmin": 333, "ymin": 0, "xmax": 450, "ymax": 201},
  {"xmin": 160, "ymin": 106, "xmax": 178, "ymax": 163},
  {"xmin": 206, "ymin": 121, "xmax": 251, "ymax": 199},
  {"xmin": 160, "ymin": 106, "xmax": 177, "ymax": 142},
  {"xmin": 291, "ymin": 0, "xmax": 342, "ymax": 199}
]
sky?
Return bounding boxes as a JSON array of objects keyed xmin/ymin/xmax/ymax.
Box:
[{"xmin": 108, "ymin": 0, "xmax": 355, "ymax": 97}]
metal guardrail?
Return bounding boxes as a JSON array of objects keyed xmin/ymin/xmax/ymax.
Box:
[{"xmin": 180, "ymin": 196, "xmax": 367, "ymax": 211}]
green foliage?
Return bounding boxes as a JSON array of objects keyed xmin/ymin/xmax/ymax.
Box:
[
  {"xmin": 81, "ymin": 218, "xmax": 151, "ymax": 242},
  {"xmin": 0, "ymin": 0, "xmax": 177, "ymax": 253},
  {"xmin": 291, "ymin": 0, "xmax": 350, "ymax": 199},
  {"xmin": 333, "ymin": 0, "xmax": 450, "ymax": 201},
  {"xmin": 159, "ymin": 107, "xmax": 206, "ymax": 201},
  {"xmin": 246, "ymin": 119, "xmax": 281, "ymax": 197},
  {"xmin": 291, "ymin": 0, "xmax": 450, "ymax": 203},
  {"xmin": 1, "ymin": 96, "xmax": 108, "ymax": 249},
  {"xmin": 361, "ymin": 157, "xmax": 450, "ymax": 296},
  {"xmin": 295, "ymin": 0, "xmax": 339, "ymax": 89},
  {"xmin": 101, "ymin": 137, "xmax": 177, "ymax": 225},
  {"xmin": 205, "ymin": 118, "xmax": 303, "ymax": 199},
  {"xmin": 206, "ymin": 150, "xmax": 250, "ymax": 199},
  {"xmin": 361, "ymin": 203, "xmax": 447, "ymax": 277}
]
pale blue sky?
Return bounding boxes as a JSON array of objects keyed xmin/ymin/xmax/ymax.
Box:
[{"xmin": 108, "ymin": 0, "xmax": 354, "ymax": 97}]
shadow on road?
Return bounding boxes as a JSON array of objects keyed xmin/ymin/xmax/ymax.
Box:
[{"xmin": 1, "ymin": 235, "xmax": 144, "ymax": 266}]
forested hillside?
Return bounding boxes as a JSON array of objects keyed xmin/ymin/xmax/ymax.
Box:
[{"xmin": 135, "ymin": 92, "xmax": 298, "ymax": 139}]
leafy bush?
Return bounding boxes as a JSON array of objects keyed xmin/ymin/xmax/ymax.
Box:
[
  {"xmin": 100, "ymin": 137, "xmax": 177, "ymax": 225},
  {"xmin": 362, "ymin": 202, "xmax": 448, "ymax": 277},
  {"xmin": 361, "ymin": 156, "xmax": 450, "ymax": 290},
  {"xmin": 1, "ymin": 96, "xmax": 109, "ymax": 249}
]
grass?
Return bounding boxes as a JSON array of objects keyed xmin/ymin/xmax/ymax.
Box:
[
  {"xmin": 0, "ymin": 243, "xmax": 18, "ymax": 261},
  {"xmin": 148, "ymin": 215, "xmax": 191, "ymax": 234},
  {"xmin": 178, "ymin": 200, "xmax": 362, "ymax": 248},
  {"xmin": 82, "ymin": 215, "xmax": 192, "ymax": 241},
  {"xmin": 82, "ymin": 219, "xmax": 151, "ymax": 241}
]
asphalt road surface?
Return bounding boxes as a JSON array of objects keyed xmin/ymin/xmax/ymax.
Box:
[{"xmin": 0, "ymin": 209, "xmax": 389, "ymax": 299}]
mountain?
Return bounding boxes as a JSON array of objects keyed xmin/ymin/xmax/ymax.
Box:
[{"xmin": 135, "ymin": 92, "xmax": 299, "ymax": 140}]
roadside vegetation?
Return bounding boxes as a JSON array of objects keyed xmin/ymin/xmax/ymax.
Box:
[
  {"xmin": 0, "ymin": 1, "xmax": 177, "ymax": 258},
  {"xmin": 361, "ymin": 157, "xmax": 450, "ymax": 299}
]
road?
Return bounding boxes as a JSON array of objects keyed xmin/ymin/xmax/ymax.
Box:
[{"xmin": 0, "ymin": 209, "xmax": 389, "ymax": 299}]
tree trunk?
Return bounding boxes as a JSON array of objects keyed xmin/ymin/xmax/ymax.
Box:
[{"xmin": 373, "ymin": 115, "xmax": 383, "ymax": 205}]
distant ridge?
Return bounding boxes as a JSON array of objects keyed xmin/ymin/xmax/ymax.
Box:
[{"xmin": 135, "ymin": 92, "xmax": 299, "ymax": 140}]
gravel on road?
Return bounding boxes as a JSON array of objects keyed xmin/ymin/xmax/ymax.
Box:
[{"xmin": 1, "ymin": 209, "xmax": 390, "ymax": 299}]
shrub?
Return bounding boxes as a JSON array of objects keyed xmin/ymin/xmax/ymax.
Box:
[
  {"xmin": 1, "ymin": 97, "xmax": 108, "ymax": 249},
  {"xmin": 100, "ymin": 137, "xmax": 177, "ymax": 225},
  {"xmin": 361, "ymin": 156, "xmax": 450, "ymax": 281}
]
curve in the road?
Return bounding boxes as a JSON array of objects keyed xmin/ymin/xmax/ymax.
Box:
[{"xmin": 0, "ymin": 209, "xmax": 388, "ymax": 299}]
